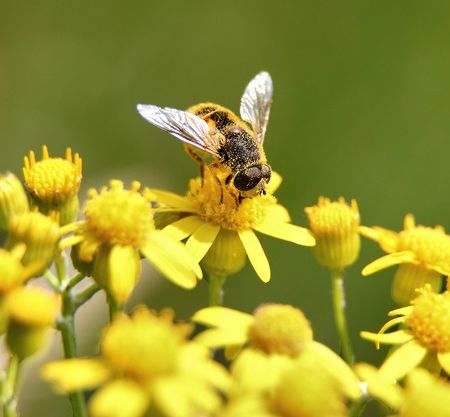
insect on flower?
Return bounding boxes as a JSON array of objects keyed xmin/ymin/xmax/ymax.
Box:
[{"xmin": 137, "ymin": 72, "xmax": 273, "ymax": 197}]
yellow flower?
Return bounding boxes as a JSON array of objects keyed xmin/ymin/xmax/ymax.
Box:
[
  {"xmin": 398, "ymin": 368, "xmax": 450, "ymax": 417},
  {"xmin": 5, "ymin": 211, "xmax": 61, "ymax": 275},
  {"xmin": 361, "ymin": 214, "xmax": 450, "ymax": 305},
  {"xmin": 305, "ymin": 197, "xmax": 360, "ymax": 271},
  {"xmin": 224, "ymin": 348, "xmax": 359, "ymax": 417},
  {"xmin": 360, "ymin": 285, "xmax": 450, "ymax": 380},
  {"xmin": 193, "ymin": 304, "xmax": 313, "ymax": 357},
  {"xmin": 43, "ymin": 307, "xmax": 232, "ymax": 417},
  {"xmin": 193, "ymin": 303, "xmax": 361, "ymax": 390},
  {"xmin": 152, "ymin": 165, "xmax": 315, "ymax": 282},
  {"xmin": 63, "ymin": 180, "xmax": 202, "ymax": 304},
  {"xmin": 0, "ymin": 172, "xmax": 29, "ymax": 230},
  {"xmin": 6, "ymin": 285, "xmax": 60, "ymax": 360},
  {"xmin": 272, "ymin": 349, "xmax": 359, "ymax": 417},
  {"xmin": 23, "ymin": 145, "xmax": 82, "ymax": 225},
  {"xmin": 356, "ymin": 366, "xmax": 450, "ymax": 417},
  {"xmin": 0, "ymin": 244, "xmax": 41, "ymax": 332}
]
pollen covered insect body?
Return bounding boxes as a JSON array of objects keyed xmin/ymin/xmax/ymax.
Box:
[{"xmin": 136, "ymin": 72, "xmax": 273, "ymax": 197}]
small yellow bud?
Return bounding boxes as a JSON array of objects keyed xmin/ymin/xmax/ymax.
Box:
[
  {"xmin": 248, "ymin": 304, "xmax": 313, "ymax": 356},
  {"xmin": 6, "ymin": 286, "xmax": 60, "ymax": 360},
  {"xmin": 305, "ymin": 197, "xmax": 360, "ymax": 271},
  {"xmin": 201, "ymin": 229, "xmax": 247, "ymax": 278},
  {"xmin": 23, "ymin": 145, "xmax": 82, "ymax": 225},
  {"xmin": 5, "ymin": 211, "xmax": 61, "ymax": 275},
  {"xmin": 0, "ymin": 173, "xmax": 29, "ymax": 230},
  {"xmin": 93, "ymin": 244, "xmax": 141, "ymax": 305}
]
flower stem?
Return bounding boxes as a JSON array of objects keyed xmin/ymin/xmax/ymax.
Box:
[
  {"xmin": 208, "ymin": 274, "xmax": 226, "ymax": 306},
  {"xmin": 330, "ymin": 269, "xmax": 354, "ymax": 364},
  {"xmin": 107, "ymin": 297, "xmax": 122, "ymax": 321},
  {"xmin": 349, "ymin": 396, "xmax": 370, "ymax": 417},
  {"xmin": 55, "ymin": 257, "xmax": 88, "ymax": 417},
  {"xmin": 2, "ymin": 354, "xmax": 19, "ymax": 417}
]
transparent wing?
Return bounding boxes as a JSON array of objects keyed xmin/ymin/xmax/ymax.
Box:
[
  {"xmin": 136, "ymin": 104, "xmax": 220, "ymax": 156},
  {"xmin": 239, "ymin": 71, "xmax": 273, "ymax": 144}
]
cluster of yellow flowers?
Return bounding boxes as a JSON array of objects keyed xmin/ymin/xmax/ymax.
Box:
[{"xmin": 0, "ymin": 145, "xmax": 450, "ymax": 417}]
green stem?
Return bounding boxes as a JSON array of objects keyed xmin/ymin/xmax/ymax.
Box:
[
  {"xmin": 74, "ymin": 283, "xmax": 101, "ymax": 309},
  {"xmin": 67, "ymin": 273, "xmax": 86, "ymax": 290},
  {"xmin": 107, "ymin": 297, "xmax": 122, "ymax": 322},
  {"xmin": 55, "ymin": 257, "xmax": 88, "ymax": 417},
  {"xmin": 2, "ymin": 355, "xmax": 19, "ymax": 417},
  {"xmin": 349, "ymin": 397, "xmax": 370, "ymax": 417},
  {"xmin": 330, "ymin": 269, "xmax": 355, "ymax": 364},
  {"xmin": 208, "ymin": 274, "xmax": 226, "ymax": 306}
]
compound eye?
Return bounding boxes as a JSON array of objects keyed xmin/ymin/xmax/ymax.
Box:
[
  {"xmin": 261, "ymin": 164, "xmax": 271, "ymax": 182},
  {"xmin": 234, "ymin": 166, "xmax": 262, "ymax": 191}
]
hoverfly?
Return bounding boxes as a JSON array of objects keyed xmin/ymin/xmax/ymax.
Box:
[{"xmin": 137, "ymin": 71, "xmax": 273, "ymax": 197}]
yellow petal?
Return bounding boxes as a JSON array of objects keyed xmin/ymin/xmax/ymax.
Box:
[
  {"xmin": 253, "ymin": 221, "xmax": 315, "ymax": 247},
  {"xmin": 403, "ymin": 213, "xmax": 416, "ymax": 230},
  {"xmin": 263, "ymin": 204, "xmax": 291, "ymax": 223},
  {"xmin": 437, "ymin": 351, "xmax": 450, "ymax": 375},
  {"xmin": 355, "ymin": 363, "xmax": 402, "ymax": 409},
  {"xmin": 150, "ymin": 188, "xmax": 197, "ymax": 212},
  {"xmin": 238, "ymin": 230, "xmax": 270, "ymax": 283},
  {"xmin": 179, "ymin": 343, "xmax": 233, "ymax": 393},
  {"xmin": 231, "ymin": 349, "xmax": 293, "ymax": 392},
  {"xmin": 89, "ymin": 379, "xmax": 149, "ymax": 417},
  {"xmin": 163, "ymin": 215, "xmax": 204, "ymax": 241},
  {"xmin": 388, "ymin": 306, "xmax": 414, "ymax": 317},
  {"xmin": 194, "ymin": 327, "xmax": 249, "ymax": 348},
  {"xmin": 153, "ymin": 377, "xmax": 197, "ymax": 417},
  {"xmin": 142, "ymin": 231, "xmax": 201, "ymax": 289},
  {"xmin": 379, "ymin": 340, "xmax": 427, "ymax": 381},
  {"xmin": 360, "ymin": 330, "xmax": 413, "ymax": 347},
  {"xmin": 185, "ymin": 222, "xmax": 220, "ymax": 262},
  {"xmin": 192, "ymin": 307, "xmax": 254, "ymax": 328},
  {"xmin": 266, "ymin": 171, "xmax": 282, "ymax": 194},
  {"xmin": 42, "ymin": 359, "xmax": 111, "ymax": 392},
  {"xmin": 306, "ymin": 341, "xmax": 361, "ymax": 399},
  {"xmin": 362, "ymin": 251, "xmax": 416, "ymax": 276},
  {"xmin": 108, "ymin": 245, "xmax": 141, "ymax": 305},
  {"xmin": 359, "ymin": 226, "xmax": 399, "ymax": 253}
]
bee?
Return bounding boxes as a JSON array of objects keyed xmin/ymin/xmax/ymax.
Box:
[{"xmin": 137, "ymin": 71, "xmax": 273, "ymax": 197}]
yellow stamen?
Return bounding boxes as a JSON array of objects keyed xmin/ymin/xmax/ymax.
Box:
[
  {"xmin": 84, "ymin": 180, "xmax": 154, "ymax": 247},
  {"xmin": 406, "ymin": 286, "xmax": 450, "ymax": 353}
]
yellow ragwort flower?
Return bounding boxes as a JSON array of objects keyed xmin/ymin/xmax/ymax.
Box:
[
  {"xmin": 5, "ymin": 211, "xmax": 61, "ymax": 275},
  {"xmin": 361, "ymin": 285, "xmax": 450, "ymax": 380},
  {"xmin": 272, "ymin": 349, "xmax": 359, "ymax": 417},
  {"xmin": 398, "ymin": 368, "xmax": 450, "ymax": 417},
  {"xmin": 193, "ymin": 304, "xmax": 313, "ymax": 357},
  {"xmin": 23, "ymin": 145, "xmax": 82, "ymax": 225},
  {"xmin": 305, "ymin": 197, "xmax": 361, "ymax": 271},
  {"xmin": 63, "ymin": 180, "xmax": 202, "ymax": 304},
  {"xmin": 193, "ymin": 303, "xmax": 362, "ymax": 395},
  {"xmin": 223, "ymin": 347, "xmax": 359, "ymax": 417},
  {"xmin": 0, "ymin": 172, "xmax": 29, "ymax": 230},
  {"xmin": 361, "ymin": 214, "xmax": 450, "ymax": 305},
  {"xmin": 43, "ymin": 307, "xmax": 232, "ymax": 417},
  {"xmin": 0, "ymin": 244, "xmax": 41, "ymax": 332},
  {"xmin": 152, "ymin": 165, "xmax": 315, "ymax": 283},
  {"xmin": 6, "ymin": 285, "xmax": 60, "ymax": 360}
]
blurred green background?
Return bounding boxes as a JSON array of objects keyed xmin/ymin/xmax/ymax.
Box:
[{"xmin": 1, "ymin": 0, "xmax": 450, "ymax": 415}]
